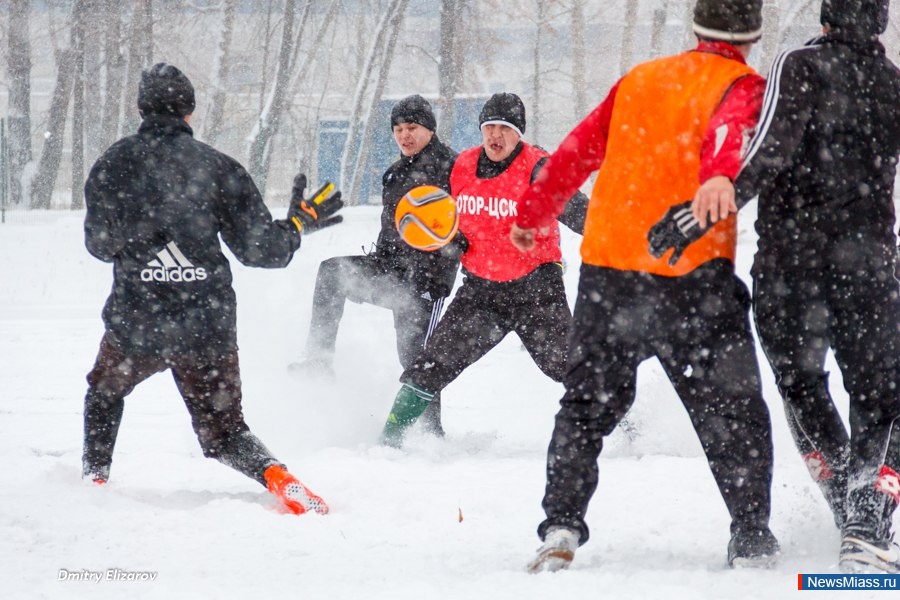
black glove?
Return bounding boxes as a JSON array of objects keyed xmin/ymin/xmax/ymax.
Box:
[
  {"xmin": 647, "ymin": 200, "xmax": 707, "ymax": 266},
  {"xmin": 438, "ymin": 231, "xmax": 469, "ymax": 262},
  {"xmin": 287, "ymin": 173, "xmax": 344, "ymax": 233}
]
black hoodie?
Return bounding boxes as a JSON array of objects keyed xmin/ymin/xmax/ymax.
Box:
[
  {"xmin": 734, "ymin": 25, "xmax": 900, "ymax": 271},
  {"xmin": 84, "ymin": 114, "xmax": 301, "ymax": 358}
]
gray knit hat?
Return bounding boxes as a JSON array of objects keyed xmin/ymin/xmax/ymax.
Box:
[{"xmin": 693, "ymin": 0, "xmax": 764, "ymax": 43}]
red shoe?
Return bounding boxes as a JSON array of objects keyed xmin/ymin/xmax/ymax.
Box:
[{"xmin": 264, "ymin": 465, "xmax": 329, "ymax": 515}]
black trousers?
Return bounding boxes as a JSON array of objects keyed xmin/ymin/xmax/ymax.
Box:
[
  {"xmin": 753, "ymin": 242, "xmax": 900, "ymax": 536},
  {"xmin": 306, "ymin": 255, "xmax": 444, "ymax": 369},
  {"xmin": 539, "ymin": 261, "xmax": 774, "ymax": 544},
  {"xmin": 83, "ymin": 335, "xmax": 279, "ymax": 485},
  {"xmin": 401, "ymin": 263, "xmax": 571, "ymax": 393}
]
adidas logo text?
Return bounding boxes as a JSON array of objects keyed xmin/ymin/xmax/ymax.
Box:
[
  {"xmin": 140, "ymin": 241, "xmax": 208, "ymax": 284},
  {"xmin": 140, "ymin": 266, "xmax": 207, "ymax": 282}
]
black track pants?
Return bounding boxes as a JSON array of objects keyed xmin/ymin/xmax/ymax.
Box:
[
  {"xmin": 538, "ymin": 262, "xmax": 774, "ymax": 544},
  {"xmin": 305, "ymin": 255, "xmax": 444, "ymax": 369},
  {"xmin": 753, "ymin": 244, "xmax": 900, "ymax": 534},
  {"xmin": 83, "ymin": 336, "xmax": 279, "ymax": 485},
  {"xmin": 401, "ymin": 263, "xmax": 571, "ymax": 392}
]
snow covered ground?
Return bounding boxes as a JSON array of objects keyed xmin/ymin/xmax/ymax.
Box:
[{"xmin": 1, "ymin": 204, "xmax": 888, "ymax": 600}]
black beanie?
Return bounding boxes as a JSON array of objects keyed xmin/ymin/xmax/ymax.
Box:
[
  {"xmin": 390, "ymin": 95, "xmax": 437, "ymax": 132},
  {"xmin": 693, "ymin": 0, "xmax": 763, "ymax": 43},
  {"xmin": 479, "ymin": 93, "xmax": 526, "ymax": 137},
  {"xmin": 137, "ymin": 63, "xmax": 196, "ymax": 117},
  {"xmin": 821, "ymin": 0, "xmax": 889, "ymax": 37}
]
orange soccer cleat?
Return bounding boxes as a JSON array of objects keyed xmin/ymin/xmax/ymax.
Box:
[{"xmin": 264, "ymin": 465, "xmax": 329, "ymax": 516}]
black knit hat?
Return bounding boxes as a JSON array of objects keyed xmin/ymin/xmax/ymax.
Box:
[
  {"xmin": 821, "ymin": 0, "xmax": 889, "ymax": 36},
  {"xmin": 479, "ymin": 93, "xmax": 526, "ymax": 137},
  {"xmin": 693, "ymin": 0, "xmax": 763, "ymax": 43},
  {"xmin": 137, "ymin": 63, "xmax": 196, "ymax": 117},
  {"xmin": 390, "ymin": 95, "xmax": 437, "ymax": 132}
]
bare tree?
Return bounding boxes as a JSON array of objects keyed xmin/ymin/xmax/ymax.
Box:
[
  {"xmin": 6, "ymin": 0, "xmax": 32, "ymax": 207},
  {"xmin": 650, "ymin": 8, "xmax": 667, "ymax": 58},
  {"xmin": 340, "ymin": 0, "xmax": 411, "ymax": 205},
  {"xmin": 201, "ymin": 0, "xmax": 238, "ymax": 145},
  {"xmin": 570, "ymin": 0, "xmax": 588, "ymax": 120},
  {"xmin": 436, "ymin": 0, "xmax": 465, "ymax": 145},
  {"xmin": 619, "ymin": 0, "xmax": 639, "ymax": 75},
  {"xmin": 71, "ymin": 0, "xmax": 87, "ymax": 209},
  {"xmin": 247, "ymin": 0, "xmax": 307, "ymax": 195},
  {"xmin": 81, "ymin": 0, "xmax": 106, "ymax": 166},
  {"xmin": 530, "ymin": 1, "xmax": 551, "ymax": 143},
  {"xmin": 31, "ymin": 1, "xmax": 85, "ymax": 209},
  {"xmin": 100, "ymin": 0, "xmax": 125, "ymax": 148},
  {"xmin": 122, "ymin": 1, "xmax": 155, "ymax": 136},
  {"xmin": 760, "ymin": 0, "xmax": 780, "ymax": 74}
]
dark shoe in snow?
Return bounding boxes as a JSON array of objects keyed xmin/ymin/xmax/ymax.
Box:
[
  {"xmin": 527, "ymin": 527, "xmax": 579, "ymax": 573},
  {"xmin": 727, "ymin": 528, "xmax": 780, "ymax": 568},
  {"xmin": 419, "ymin": 396, "xmax": 445, "ymax": 437},
  {"xmin": 287, "ymin": 357, "xmax": 335, "ymax": 382},
  {"xmin": 839, "ymin": 534, "xmax": 900, "ymax": 574},
  {"xmin": 83, "ymin": 463, "xmax": 110, "ymax": 484}
]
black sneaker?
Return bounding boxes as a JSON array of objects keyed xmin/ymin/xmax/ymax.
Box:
[
  {"xmin": 839, "ymin": 534, "xmax": 900, "ymax": 574},
  {"xmin": 83, "ymin": 463, "xmax": 110, "ymax": 484},
  {"xmin": 727, "ymin": 528, "xmax": 780, "ymax": 568},
  {"xmin": 419, "ymin": 396, "xmax": 445, "ymax": 437},
  {"xmin": 287, "ymin": 357, "xmax": 335, "ymax": 381}
]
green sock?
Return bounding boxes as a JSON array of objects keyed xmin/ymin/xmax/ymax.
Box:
[{"xmin": 381, "ymin": 383, "xmax": 435, "ymax": 447}]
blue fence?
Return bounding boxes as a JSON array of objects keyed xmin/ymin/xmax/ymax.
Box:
[{"xmin": 317, "ymin": 95, "xmax": 489, "ymax": 204}]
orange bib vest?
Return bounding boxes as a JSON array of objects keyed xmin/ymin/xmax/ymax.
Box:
[
  {"xmin": 451, "ymin": 144, "xmax": 561, "ymax": 282},
  {"xmin": 581, "ymin": 51, "xmax": 756, "ymax": 276}
]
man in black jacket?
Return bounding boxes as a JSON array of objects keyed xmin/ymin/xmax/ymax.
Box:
[
  {"xmin": 83, "ymin": 63, "xmax": 340, "ymax": 516},
  {"xmin": 653, "ymin": 0, "xmax": 900, "ymax": 573},
  {"xmin": 290, "ymin": 95, "xmax": 460, "ymax": 433}
]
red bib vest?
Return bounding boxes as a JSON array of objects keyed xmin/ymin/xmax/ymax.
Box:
[{"xmin": 451, "ymin": 144, "xmax": 561, "ymax": 282}]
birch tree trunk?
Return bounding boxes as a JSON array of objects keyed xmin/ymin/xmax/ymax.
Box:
[
  {"xmin": 760, "ymin": 0, "xmax": 781, "ymax": 74},
  {"xmin": 619, "ymin": 0, "xmax": 639, "ymax": 75},
  {"xmin": 7, "ymin": 0, "xmax": 32, "ymax": 208},
  {"xmin": 31, "ymin": 1, "xmax": 85, "ymax": 209},
  {"xmin": 202, "ymin": 0, "xmax": 237, "ymax": 145},
  {"xmin": 81, "ymin": 0, "xmax": 105, "ymax": 166},
  {"xmin": 71, "ymin": 1, "xmax": 86, "ymax": 209},
  {"xmin": 437, "ymin": 0, "xmax": 464, "ymax": 145},
  {"xmin": 531, "ymin": 1, "xmax": 549, "ymax": 144},
  {"xmin": 100, "ymin": 0, "xmax": 124, "ymax": 148},
  {"xmin": 247, "ymin": 0, "xmax": 302, "ymax": 196},
  {"xmin": 122, "ymin": 2, "xmax": 154, "ymax": 135},
  {"xmin": 650, "ymin": 8, "xmax": 666, "ymax": 59},
  {"xmin": 341, "ymin": 0, "xmax": 410, "ymax": 205},
  {"xmin": 570, "ymin": 0, "xmax": 588, "ymax": 120}
]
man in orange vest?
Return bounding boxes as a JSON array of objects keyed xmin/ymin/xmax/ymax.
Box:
[{"xmin": 512, "ymin": 1, "xmax": 779, "ymax": 572}]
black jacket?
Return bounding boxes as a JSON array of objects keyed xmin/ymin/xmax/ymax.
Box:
[
  {"xmin": 84, "ymin": 114, "xmax": 301, "ymax": 358},
  {"xmin": 375, "ymin": 134, "xmax": 460, "ymax": 298},
  {"xmin": 735, "ymin": 32, "xmax": 900, "ymax": 271}
]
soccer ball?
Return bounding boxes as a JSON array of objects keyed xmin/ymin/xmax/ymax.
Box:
[{"xmin": 394, "ymin": 185, "xmax": 459, "ymax": 251}]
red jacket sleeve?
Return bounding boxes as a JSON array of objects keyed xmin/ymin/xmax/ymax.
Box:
[
  {"xmin": 517, "ymin": 81, "xmax": 620, "ymax": 230},
  {"xmin": 698, "ymin": 73, "xmax": 765, "ymax": 183}
]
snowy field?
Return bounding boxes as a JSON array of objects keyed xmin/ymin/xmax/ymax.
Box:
[{"xmin": 0, "ymin": 204, "xmax": 888, "ymax": 600}]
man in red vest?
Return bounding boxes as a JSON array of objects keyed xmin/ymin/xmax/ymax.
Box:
[
  {"xmin": 378, "ymin": 92, "xmax": 587, "ymax": 447},
  {"xmin": 512, "ymin": 1, "xmax": 779, "ymax": 572}
]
